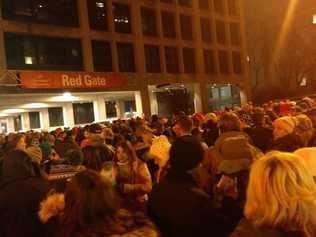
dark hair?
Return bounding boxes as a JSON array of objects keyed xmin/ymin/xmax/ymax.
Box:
[
  {"xmin": 59, "ymin": 170, "xmax": 119, "ymax": 237},
  {"xmin": 176, "ymin": 116, "xmax": 193, "ymax": 133},
  {"xmin": 116, "ymin": 141, "xmax": 138, "ymax": 163},
  {"xmin": 169, "ymin": 136, "xmax": 204, "ymax": 173},
  {"xmin": 82, "ymin": 146, "xmax": 113, "ymax": 172},
  {"xmin": 218, "ymin": 113, "xmax": 241, "ymax": 133},
  {"xmin": 252, "ymin": 108, "xmax": 265, "ymax": 126},
  {"xmin": 8, "ymin": 134, "xmax": 25, "ymax": 151}
]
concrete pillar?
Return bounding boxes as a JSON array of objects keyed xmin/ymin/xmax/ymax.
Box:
[
  {"xmin": 134, "ymin": 91, "xmax": 143, "ymax": 117},
  {"xmin": 77, "ymin": 0, "xmax": 94, "ymax": 71},
  {"xmin": 96, "ymin": 96, "xmax": 106, "ymax": 121},
  {"xmin": 194, "ymin": 84, "xmax": 204, "ymax": 113},
  {"xmin": 63, "ymin": 103, "xmax": 75, "ymax": 127},
  {"xmin": 40, "ymin": 108, "xmax": 50, "ymax": 131},
  {"xmin": 93, "ymin": 100, "xmax": 100, "ymax": 122},
  {"xmin": 116, "ymin": 100, "xmax": 125, "ymax": 118},
  {"xmin": 148, "ymin": 86, "xmax": 158, "ymax": 115},
  {"xmin": 21, "ymin": 113, "xmax": 30, "ymax": 131},
  {"xmin": 240, "ymin": 89, "xmax": 248, "ymax": 106},
  {"xmin": 7, "ymin": 117, "xmax": 14, "ymax": 133}
]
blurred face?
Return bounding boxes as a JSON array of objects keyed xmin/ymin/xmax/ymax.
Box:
[
  {"xmin": 172, "ymin": 123, "xmax": 182, "ymax": 137},
  {"xmin": 116, "ymin": 146, "xmax": 128, "ymax": 162},
  {"xmin": 273, "ymin": 121, "xmax": 287, "ymax": 140},
  {"xmin": 16, "ymin": 136, "xmax": 26, "ymax": 150}
]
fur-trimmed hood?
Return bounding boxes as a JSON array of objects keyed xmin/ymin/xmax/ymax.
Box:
[{"xmin": 39, "ymin": 193, "xmax": 160, "ymax": 237}]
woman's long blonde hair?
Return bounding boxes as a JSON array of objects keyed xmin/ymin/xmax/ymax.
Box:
[{"xmin": 245, "ymin": 151, "xmax": 316, "ymax": 237}]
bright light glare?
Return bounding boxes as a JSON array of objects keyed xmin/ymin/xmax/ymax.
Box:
[
  {"xmin": 2, "ymin": 109, "xmax": 26, "ymax": 114},
  {"xmin": 0, "ymin": 113, "xmax": 8, "ymax": 117},
  {"xmin": 21, "ymin": 103, "xmax": 48, "ymax": 109},
  {"xmin": 63, "ymin": 92, "xmax": 72, "ymax": 98},
  {"xmin": 313, "ymin": 15, "xmax": 316, "ymax": 24}
]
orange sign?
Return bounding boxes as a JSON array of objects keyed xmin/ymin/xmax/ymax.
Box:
[{"xmin": 20, "ymin": 71, "xmax": 127, "ymax": 89}]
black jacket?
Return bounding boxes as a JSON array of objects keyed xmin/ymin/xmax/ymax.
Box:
[
  {"xmin": 244, "ymin": 126, "xmax": 273, "ymax": 152},
  {"xmin": 0, "ymin": 150, "xmax": 49, "ymax": 237},
  {"xmin": 148, "ymin": 170, "xmax": 231, "ymax": 237}
]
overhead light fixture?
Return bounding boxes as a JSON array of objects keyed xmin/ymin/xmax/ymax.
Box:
[
  {"xmin": 313, "ymin": 14, "xmax": 316, "ymax": 24},
  {"xmin": 21, "ymin": 103, "xmax": 49, "ymax": 109},
  {"xmin": 63, "ymin": 92, "xmax": 72, "ymax": 97},
  {"xmin": 96, "ymin": 2, "xmax": 105, "ymax": 8},
  {"xmin": 25, "ymin": 57, "xmax": 33, "ymax": 65}
]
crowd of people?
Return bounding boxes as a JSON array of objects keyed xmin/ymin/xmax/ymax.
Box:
[{"xmin": 1, "ymin": 97, "xmax": 316, "ymax": 237}]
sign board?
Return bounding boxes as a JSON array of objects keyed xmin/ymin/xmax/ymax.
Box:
[{"xmin": 20, "ymin": 71, "xmax": 127, "ymax": 89}]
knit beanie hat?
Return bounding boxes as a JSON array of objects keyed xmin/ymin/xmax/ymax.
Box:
[
  {"xmin": 25, "ymin": 146, "xmax": 43, "ymax": 165},
  {"xmin": 169, "ymin": 136, "xmax": 204, "ymax": 173}
]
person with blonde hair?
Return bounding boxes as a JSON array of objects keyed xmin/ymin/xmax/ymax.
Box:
[{"xmin": 229, "ymin": 151, "xmax": 316, "ymax": 237}]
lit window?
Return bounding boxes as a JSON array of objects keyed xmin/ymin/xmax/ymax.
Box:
[
  {"xmin": 25, "ymin": 56, "xmax": 33, "ymax": 64},
  {"xmin": 313, "ymin": 15, "xmax": 316, "ymax": 24}
]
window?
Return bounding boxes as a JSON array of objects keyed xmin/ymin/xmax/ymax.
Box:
[
  {"xmin": 165, "ymin": 47, "xmax": 179, "ymax": 73},
  {"xmin": 199, "ymin": 0, "xmax": 210, "ymax": 9},
  {"xmin": 216, "ymin": 20, "xmax": 227, "ymax": 44},
  {"xmin": 220, "ymin": 86, "xmax": 232, "ymax": 98},
  {"xmin": 214, "ymin": 0, "xmax": 224, "ymax": 14},
  {"xmin": 161, "ymin": 11, "xmax": 176, "ymax": 38},
  {"xmin": 29, "ymin": 112, "xmax": 41, "ymax": 129},
  {"xmin": 14, "ymin": 115, "xmax": 22, "ymax": 132},
  {"xmin": 232, "ymin": 51, "xmax": 242, "ymax": 73},
  {"xmin": 218, "ymin": 50, "xmax": 229, "ymax": 74},
  {"xmin": 200, "ymin": 18, "xmax": 212, "ymax": 42},
  {"xmin": 204, "ymin": 49, "xmax": 216, "ymax": 74},
  {"xmin": 180, "ymin": 15, "xmax": 193, "ymax": 40},
  {"xmin": 92, "ymin": 40, "xmax": 112, "ymax": 71},
  {"xmin": 117, "ymin": 43, "xmax": 135, "ymax": 72},
  {"xmin": 48, "ymin": 107, "xmax": 64, "ymax": 127},
  {"xmin": 178, "ymin": 0, "xmax": 192, "ymax": 7},
  {"xmin": 113, "ymin": 3, "xmax": 131, "ymax": 34},
  {"xmin": 230, "ymin": 22, "xmax": 241, "ymax": 45},
  {"xmin": 2, "ymin": 0, "xmax": 78, "ymax": 27},
  {"xmin": 105, "ymin": 101, "xmax": 117, "ymax": 118},
  {"xmin": 183, "ymin": 48, "xmax": 196, "ymax": 73},
  {"xmin": 87, "ymin": 0, "xmax": 107, "ymax": 30},
  {"xmin": 141, "ymin": 8, "xmax": 157, "ymax": 36},
  {"xmin": 145, "ymin": 45, "xmax": 161, "ymax": 73},
  {"xmin": 124, "ymin": 100, "xmax": 136, "ymax": 113},
  {"xmin": 5, "ymin": 33, "xmax": 83, "ymax": 71},
  {"xmin": 227, "ymin": 0, "xmax": 239, "ymax": 16},
  {"xmin": 73, "ymin": 103, "xmax": 95, "ymax": 125}
]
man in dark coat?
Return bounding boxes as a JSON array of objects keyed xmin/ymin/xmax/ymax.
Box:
[
  {"xmin": 0, "ymin": 150, "xmax": 50, "ymax": 237},
  {"xmin": 148, "ymin": 136, "xmax": 231, "ymax": 237}
]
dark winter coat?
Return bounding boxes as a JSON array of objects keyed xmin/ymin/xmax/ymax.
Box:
[
  {"xmin": 0, "ymin": 150, "xmax": 50, "ymax": 237},
  {"xmin": 269, "ymin": 133, "xmax": 303, "ymax": 152},
  {"xmin": 229, "ymin": 218, "xmax": 307, "ymax": 237},
  {"xmin": 148, "ymin": 171, "xmax": 231, "ymax": 237},
  {"xmin": 244, "ymin": 125, "xmax": 273, "ymax": 152}
]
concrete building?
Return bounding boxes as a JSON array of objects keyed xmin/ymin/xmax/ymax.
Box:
[{"xmin": 0, "ymin": 0, "xmax": 249, "ymax": 133}]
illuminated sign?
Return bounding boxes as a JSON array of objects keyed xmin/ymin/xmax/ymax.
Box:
[{"xmin": 20, "ymin": 71, "xmax": 127, "ymax": 89}]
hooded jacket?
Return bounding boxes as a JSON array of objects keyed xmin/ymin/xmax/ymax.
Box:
[
  {"xmin": 0, "ymin": 150, "xmax": 49, "ymax": 237},
  {"xmin": 38, "ymin": 193, "xmax": 160, "ymax": 237}
]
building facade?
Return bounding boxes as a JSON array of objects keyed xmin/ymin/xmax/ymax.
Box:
[{"xmin": 0, "ymin": 0, "xmax": 249, "ymax": 133}]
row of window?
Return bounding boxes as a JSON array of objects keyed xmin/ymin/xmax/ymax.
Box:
[
  {"xmin": 13, "ymin": 101, "xmax": 136, "ymax": 131},
  {"xmin": 2, "ymin": 1, "xmax": 240, "ymax": 45},
  {"xmin": 162, "ymin": 0, "xmax": 239, "ymax": 16},
  {"xmin": 5, "ymin": 33, "xmax": 243, "ymax": 74}
]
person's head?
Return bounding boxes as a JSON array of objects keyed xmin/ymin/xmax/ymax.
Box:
[
  {"xmin": 169, "ymin": 136, "xmax": 204, "ymax": 174},
  {"xmin": 135, "ymin": 125, "xmax": 154, "ymax": 144},
  {"xmin": 151, "ymin": 114, "xmax": 159, "ymax": 123},
  {"xmin": 252, "ymin": 108, "xmax": 265, "ymax": 126},
  {"xmin": 172, "ymin": 116, "xmax": 193, "ymax": 137},
  {"xmin": 83, "ymin": 146, "xmax": 113, "ymax": 172},
  {"xmin": 273, "ymin": 116, "xmax": 297, "ymax": 140},
  {"xmin": 245, "ymin": 151, "xmax": 316, "ymax": 236},
  {"xmin": 88, "ymin": 124, "xmax": 104, "ymax": 140},
  {"xmin": 10, "ymin": 134, "xmax": 26, "ymax": 151},
  {"xmin": 218, "ymin": 113, "xmax": 241, "ymax": 133},
  {"xmin": 116, "ymin": 141, "xmax": 137, "ymax": 163},
  {"xmin": 295, "ymin": 114, "xmax": 314, "ymax": 146},
  {"xmin": 60, "ymin": 170, "xmax": 119, "ymax": 237}
]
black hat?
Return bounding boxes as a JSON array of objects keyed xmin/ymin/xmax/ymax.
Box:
[
  {"xmin": 169, "ymin": 136, "xmax": 204, "ymax": 172},
  {"xmin": 89, "ymin": 124, "xmax": 103, "ymax": 134}
]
